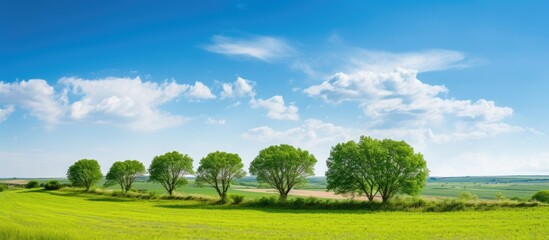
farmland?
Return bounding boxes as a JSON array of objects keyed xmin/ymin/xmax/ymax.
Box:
[
  {"xmin": 1, "ymin": 189, "xmax": 549, "ymax": 240},
  {"xmin": 4, "ymin": 175, "xmax": 548, "ymax": 200}
]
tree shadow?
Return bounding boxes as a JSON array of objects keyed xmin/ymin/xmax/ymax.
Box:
[
  {"xmin": 154, "ymin": 203, "xmax": 377, "ymax": 214},
  {"xmin": 87, "ymin": 197, "xmax": 134, "ymax": 202},
  {"xmin": 17, "ymin": 189, "xmax": 47, "ymax": 193}
]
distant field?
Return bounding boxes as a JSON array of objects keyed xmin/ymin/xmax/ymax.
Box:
[
  {"xmin": 1, "ymin": 189, "xmax": 549, "ymax": 239},
  {"xmin": 3, "ymin": 175, "xmax": 548, "ymax": 200},
  {"xmin": 423, "ymin": 176, "xmax": 549, "ymax": 199}
]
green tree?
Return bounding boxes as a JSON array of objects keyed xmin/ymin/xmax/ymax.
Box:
[
  {"xmin": 326, "ymin": 137, "xmax": 382, "ymax": 201},
  {"xmin": 195, "ymin": 151, "xmax": 246, "ymax": 201},
  {"xmin": 148, "ymin": 151, "xmax": 194, "ymax": 196},
  {"xmin": 105, "ymin": 160, "xmax": 146, "ymax": 193},
  {"xmin": 374, "ymin": 139, "xmax": 429, "ymax": 202},
  {"xmin": 67, "ymin": 159, "xmax": 103, "ymax": 191},
  {"xmin": 249, "ymin": 144, "xmax": 317, "ymax": 200}
]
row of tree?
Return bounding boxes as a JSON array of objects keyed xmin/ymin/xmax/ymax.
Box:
[{"xmin": 66, "ymin": 136, "xmax": 428, "ymax": 202}]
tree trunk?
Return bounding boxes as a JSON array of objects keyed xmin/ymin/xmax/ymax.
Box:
[
  {"xmin": 168, "ymin": 189, "xmax": 173, "ymax": 196},
  {"xmin": 279, "ymin": 193, "xmax": 288, "ymax": 201}
]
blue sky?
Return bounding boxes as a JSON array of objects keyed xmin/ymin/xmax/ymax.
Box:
[{"xmin": 1, "ymin": 0, "xmax": 549, "ymax": 177}]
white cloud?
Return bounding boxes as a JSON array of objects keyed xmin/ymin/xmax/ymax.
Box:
[
  {"xmin": 205, "ymin": 35, "xmax": 294, "ymax": 61},
  {"xmin": 0, "ymin": 79, "xmax": 65, "ymax": 125},
  {"xmin": 242, "ymin": 119, "xmax": 524, "ymax": 148},
  {"xmin": 348, "ymin": 49, "xmax": 469, "ymax": 72},
  {"xmin": 0, "ymin": 105, "xmax": 15, "ymax": 123},
  {"xmin": 220, "ymin": 77, "xmax": 255, "ymax": 99},
  {"xmin": 205, "ymin": 117, "xmax": 226, "ymax": 125},
  {"xmin": 60, "ymin": 76, "xmax": 194, "ymax": 131},
  {"xmin": 250, "ymin": 95, "xmax": 299, "ymax": 121},
  {"xmin": 431, "ymin": 151, "xmax": 549, "ymax": 176},
  {"xmin": 242, "ymin": 119, "xmax": 356, "ymax": 148},
  {"xmin": 305, "ymin": 68, "xmax": 514, "ymax": 136},
  {"xmin": 242, "ymin": 119, "xmax": 539, "ymax": 176},
  {"xmin": 186, "ymin": 81, "xmax": 216, "ymax": 99},
  {"xmin": 292, "ymin": 48, "xmax": 472, "ymax": 79}
]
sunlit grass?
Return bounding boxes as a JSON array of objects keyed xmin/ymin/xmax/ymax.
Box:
[{"xmin": 1, "ymin": 189, "xmax": 549, "ymax": 239}]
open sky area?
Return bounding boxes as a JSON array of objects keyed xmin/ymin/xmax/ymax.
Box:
[{"xmin": 1, "ymin": 0, "xmax": 549, "ymax": 177}]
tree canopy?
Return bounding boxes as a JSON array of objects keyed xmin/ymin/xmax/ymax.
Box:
[
  {"xmin": 67, "ymin": 159, "xmax": 103, "ymax": 191},
  {"xmin": 326, "ymin": 136, "xmax": 429, "ymax": 202},
  {"xmin": 249, "ymin": 144, "xmax": 317, "ymax": 200},
  {"xmin": 195, "ymin": 151, "xmax": 246, "ymax": 201},
  {"xmin": 148, "ymin": 151, "xmax": 193, "ymax": 196},
  {"xmin": 105, "ymin": 160, "xmax": 146, "ymax": 193},
  {"xmin": 326, "ymin": 139, "xmax": 379, "ymax": 201}
]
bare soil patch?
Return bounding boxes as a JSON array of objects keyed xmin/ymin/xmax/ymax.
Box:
[
  {"xmin": 236, "ymin": 188, "xmax": 381, "ymax": 200},
  {"xmin": 0, "ymin": 179, "xmax": 28, "ymax": 185}
]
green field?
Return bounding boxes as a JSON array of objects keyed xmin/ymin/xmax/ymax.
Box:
[
  {"xmin": 4, "ymin": 175, "xmax": 548, "ymax": 200},
  {"xmin": 1, "ymin": 189, "xmax": 548, "ymax": 240}
]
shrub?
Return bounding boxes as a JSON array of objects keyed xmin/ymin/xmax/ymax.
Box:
[
  {"xmin": 230, "ymin": 195, "xmax": 245, "ymax": 204},
  {"xmin": 25, "ymin": 180, "xmax": 40, "ymax": 189},
  {"xmin": 510, "ymin": 196, "xmax": 523, "ymax": 201},
  {"xmin": 44, "ymin": 180, "xmax": 61, "ymax": 190},
  {"xmin": 148, "ymin": 191, "xmax": 159, "ymax": 199},
  {"xmin": 495, "ymin": 192, "xmax": 506, "ymax": 201},
  {"xmin": 255, "ymin": 196, "xmax": 278, "ymax": 207},
  {"xmin": 531, "ymin": 190, "xmax": 549, "ymax": 203},
  {"xmin": 0, "ymin": 184, "xmax": 8, "ymax": 192},
  {"xmin": 459, "ymin": 191, "xmax": 479, "ymax": 201}
]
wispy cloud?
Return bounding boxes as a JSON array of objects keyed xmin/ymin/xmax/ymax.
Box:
[
  {"xmin": 292, "ymin": 48, "xmax": 474, "ymax": 78},
  {"xmin": 205, "ymin": 117, "xmax": 226, "ymax": 125},
  {"xmin": 205, "ymin": 35, "xmax": 294, "ymax": 61},
  {"xmin": 0, "ymin": 105, "xmax": 15, "ymax": 123},
  {"xmin": 347, "ymin": 49, "xmax": 471, "ymax": 72},
  {"xmin": 242, "ymin": 119, "xmax": 355, "ymax": 148}
]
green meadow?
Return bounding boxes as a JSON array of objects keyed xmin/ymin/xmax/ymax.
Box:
[{"xmin": 1, "ymin": 189, "xmax": 549, "ymax": 240}]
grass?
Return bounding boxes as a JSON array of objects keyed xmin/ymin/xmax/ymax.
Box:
[{"xmin": 1, "ymin": 189, "xmax": 549, "ymax": 239}]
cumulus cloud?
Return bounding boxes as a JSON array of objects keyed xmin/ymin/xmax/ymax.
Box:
[
  {"xmin": 305, "ymin": 68, "xmax": 513, "ymax": 128},
  {"xmin": 0, "ymin": 79, "xmax": 65, "ymax": 124},
  {"xmin": 186, "ymin": 81, "xmax": 216, "ymax": 100},
  {"xmin": 220, "ymin": 77, "xmax": 255, "ymax": 99},
  {"xmin": 250, "ymin": 95, "xmax": 299, "ymax": 121},
  {"xmin": 0, "ymin": 105, "xmax": 15, "ymax": 123},
  {"xmin": 205, "ymin": 35, "xmax": 294, "ymax": 61},
  {"xmin": 59, "ymin": 76, "xmax": 206, "ymax": 131}
]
